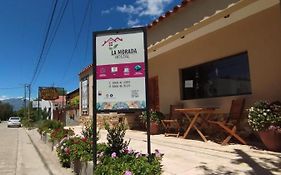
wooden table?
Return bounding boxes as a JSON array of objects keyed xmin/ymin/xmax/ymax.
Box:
[{"xmin": 175, "ymin": 108, "xmax": 216, "ymax": 142}]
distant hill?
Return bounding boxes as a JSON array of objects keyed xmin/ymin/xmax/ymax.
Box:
[{"xmin": 1, "ymin": 98, "xmax": 29, "ymax": 111}]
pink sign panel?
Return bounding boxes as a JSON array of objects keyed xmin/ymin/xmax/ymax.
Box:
[{"xmin": 96, "ymin": 62, "xmax": 145, "ymax": 80}]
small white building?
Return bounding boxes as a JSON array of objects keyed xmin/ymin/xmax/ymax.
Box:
[{"xmin": 32, "ymin": 100, "xmax": 53, "ymax": 120}]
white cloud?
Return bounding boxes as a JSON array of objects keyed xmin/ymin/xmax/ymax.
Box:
[
  {"xmin": 115, "ymin": 0, "xmax": 173, "ymax": 27},
  {"xmin": 101, "ymin": 8, "xmax": 114, "ymax": 15},
  {"xmin": 128, "ymin": 18, "xmax": 140, "ymax": 27},
  {"xmin": 137, "ymin": 0, "xmax": 172, "ymax": 17},
  {"xmin": 107, "ymin": 26, "xmax": 113, "ymax": 30},
  {"xmin": 0, "ymin": 95, "xmax": 8, "ymax": 100},
  {"xmin": 116, "ymin": 4, "xmax": 142, "ymax": 15}
]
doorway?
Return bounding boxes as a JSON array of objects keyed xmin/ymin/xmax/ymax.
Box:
[{"xmin": 148, "ymin": 76, "xmax": 159, "ymax": 111}]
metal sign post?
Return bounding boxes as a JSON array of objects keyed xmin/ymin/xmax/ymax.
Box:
[{"xmin": 93, "ymin": 27, "xmax": 150, "ymax": 169}]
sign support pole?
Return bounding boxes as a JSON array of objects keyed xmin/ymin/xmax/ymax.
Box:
[
  {"xmin": 143, "ymin": 28, "xmax": 151, "ymax": 157},
  {"xmin": 147, "ymin": 110, "xmax": 151, "ymax": 157},
  {"xmin": 93, "ymin": 33, "xmax": 97, "ymax": 171}
]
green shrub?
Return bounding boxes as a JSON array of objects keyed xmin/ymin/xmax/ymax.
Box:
[
  {"xmin": 81, "ymin": 124, "xmax": 97, "ymax": 142},
  {"xmin": 50, "ymin": 128, "xmax": 74, "ymax": 142},
  {"xmin": 56, "ymin": 137, "xmax": 72, "ymax": 167},
  {"xmin": 95, "ymin": 121, "xmax": 163, "ymax": 174},
  {"xmin": 37, "ymin": 120, "xmax": 63, "ymax": 134},
  {"xmin": 95, "ymin": 149, "xmax": 163, "ymax": 175},
  {"xmin": 56, "ymin": 125, "xmax": 100, "ymax": 163},
  {"xmin": 139, "ymin": 110, "xmax": 165, "ymax": 124},
  {"xmin": 104, "ymin": 122, "xmax": 130, "ymax": 155}
]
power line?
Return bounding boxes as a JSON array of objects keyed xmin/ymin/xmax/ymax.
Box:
[
  {"xmin": 0, "ymin": 86, "xmax": 22, "ymax": 90},
  {"xmin": 71, "ymin": 0, "xmax": 77, "ymax": 38},
  {"xmin": 33, "ymin": 0, "xmax": 70, "ymax": 85},
  {"xmin": 60, "ymin": 0, "xmax": 92, "ymax": 82},
  {"xmin": 45, "ymin": 0, "xmax": 70, "ymax": 56},
  {"xmin": 81, "ymin": 0, "xmax": 93, "ymax": 68},
  {"xmin": 30, "ymin": 0, "xmax": 59, "ymax": 86}
]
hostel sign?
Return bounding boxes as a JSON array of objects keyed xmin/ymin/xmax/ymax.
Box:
[
  {"xmin": 94, "ymin": 28, "xmax": 148, "ymax": 112},
  {"xmin": 39, "ymin": 87, "xmax": 59, "ymax": 100}
]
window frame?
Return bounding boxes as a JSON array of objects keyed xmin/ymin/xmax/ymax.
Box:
[{"xmin": 180, "ymin": 51, "xmax": 252, "ymax": 100}]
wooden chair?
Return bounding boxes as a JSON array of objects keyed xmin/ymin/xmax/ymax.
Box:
[
  {"xmin": 208, "ymin": 98, "xmax": 247, "ymax": 145},
  {"xmin": 161, "ymin": 104, "xmax": 184, "ymax": 137}
]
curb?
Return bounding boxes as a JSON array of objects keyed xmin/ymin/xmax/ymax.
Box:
[{"xmin": 25, "ymin": 129, "xmax": 54, "ymax": 175}]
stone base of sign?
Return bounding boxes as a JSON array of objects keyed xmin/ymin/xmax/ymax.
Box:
[{"xmin": 96, "ymin": 113, "xmax": 139, "ymax": 129}]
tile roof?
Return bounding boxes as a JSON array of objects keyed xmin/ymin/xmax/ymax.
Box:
[
  {"xmin": 79, "ymin": 64, "xmax": 93, "ymax": 75},
  {"xmin": 147, "ymin": 0, "xmax": 194, "ymax": 29},
  {"xmin": 67, "ymin": 88, "xmax": 79, "ymax": 96}
]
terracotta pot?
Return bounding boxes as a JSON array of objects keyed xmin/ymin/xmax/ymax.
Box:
[
  {"xmin": 258, "ymin": 130, "xmax": 281, "ymax": 152},
  {"xmin": 150, "ymin": 122, "xmax": 160, "ymax": 135}
]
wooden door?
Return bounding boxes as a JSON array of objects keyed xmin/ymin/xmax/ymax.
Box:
[{"xmin": 148, "ymin": 76, "xmax": 159, "ymax": 111}]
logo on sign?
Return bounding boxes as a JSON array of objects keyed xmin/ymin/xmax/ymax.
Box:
[
  {"xmin": 102, "ymin": 36, "xmax": 138, "ymax": 59},
  {"xmin": 102, "ymin": 37, "xmax": 123, "ymax": 50}
]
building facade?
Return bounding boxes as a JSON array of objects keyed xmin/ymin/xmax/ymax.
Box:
[
  {"xmin": 79, "ymin": 0, "xmax": 281, "ymax": 133},
  {"xmin": 79, "ymin": 64, "xmax": 93, "ymax": 121},
  {"xmin": 147, "ymin": 0, "xmax": 281, "ymax": 115},
  {"xmin": 65, "ymin": 88, "xmax": 80, "ymax": 126}
]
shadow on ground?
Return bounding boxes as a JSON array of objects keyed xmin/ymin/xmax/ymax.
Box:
[{"xmin": 196, "ymin": 149, "xmax": 281, "ymax": 175}]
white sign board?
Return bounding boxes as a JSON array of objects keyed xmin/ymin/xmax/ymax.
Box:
[
  {"xmin": 81, "ymin": 79, "xmax": 88, "ymax": 111},
  {"xmin": 185, "ymin": 80, "xmax": 193, "ymax": 88},
  {"xmin": 95, "ymin": 28, "xmax": 147, "ymax": 111}
]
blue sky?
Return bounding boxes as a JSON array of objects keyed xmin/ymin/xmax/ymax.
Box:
[{"xmin": 0, "ymin": 0, "xmax": 181, "ymax": 100}]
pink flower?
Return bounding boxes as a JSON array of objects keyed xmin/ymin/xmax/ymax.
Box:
[
  {"xmin": 124, "ymin": 170, "xmax": 132, "ymax": 175},
  {"xmin": 81, "ymin": 137, "xmax": 87, "ymax": 142},
  {"xmin": 124, "ymin": 147, "xmax": 133, "ymax": 154},
  {"xmin": 155, "ymin": 149, "xmax": 161, "ymax": 158},
  {"xmin": 111, "ymin": 152, "xmax": 117, "ymax": 158},
  {"xmin": 135, "ymin": 152, "xmax": 142, "ymax": 158},
  {"xmin": 64, "ymin": 147, "xmax": 70, "ymax": 155}
]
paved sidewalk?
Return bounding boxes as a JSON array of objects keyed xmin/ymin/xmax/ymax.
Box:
[
  {"xmin": 26, "ymin": 127, "xmax": 281, "ymax": 175},
  {"xmin": 17, "ymin": 128, "xmax": 50, "ymax": 175},
  {"xmin": 26, "ymin": 129, "xmax": 74, "ymax": 175},
  {"xmin": 98, "ymin": 129, "xmax": 281, "ymax": 175}
]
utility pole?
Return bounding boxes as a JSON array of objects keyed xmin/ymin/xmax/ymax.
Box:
[
  {"xmin": 24, "ymin": 84, "xmax": 27, "ymax": 118},
  {"xmin": 28, "ymin": 84, "xmax": 31, "ymax": 122},
  {"xmin": 38, "ymin": 87, "xmax": 40, "ymax": 121}
]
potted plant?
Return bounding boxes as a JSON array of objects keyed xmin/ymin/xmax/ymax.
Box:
[
  {"xmin": 95, "ymin": 121, "xmax": 163, "ymax": 175},
  {"xmin": 139, "ymin": 110, "xmax": 165, "ymax": 135},
  {"xmin": 248, "ymin": 101, "xmax": 281, "ymax": 152}
]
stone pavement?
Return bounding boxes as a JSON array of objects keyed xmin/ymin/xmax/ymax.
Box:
[
  {"xmin": 98, "ymin": 129, "xmax": 281, "ymax": 175},
  {"xmin": 26, "ymin": 129, "xmax": 74, "ymax": 175},
  {"xmin": 27, "ymin": 126, "xmax": 281, "ymax": 175}
]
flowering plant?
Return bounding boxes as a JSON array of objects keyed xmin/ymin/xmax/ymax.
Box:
[
  {"xmin": 95, "ymin": 121, "xmax": 163, "ymax": 175},
  {"xmin": 104, "ymin": 121, "xmax": 130, "ymax": 156},
  {"xmin": 68, "ymin": 136, "xmax": 95, "ymax": 162},
  {"xmin": 50, "ymin": 128, "xmax": 74, "ymax": 142},
  {"xmin": 37, "ymin": 120, "xmax": 63, "ymax": 134},
  {"xmin": 95, "ymin": 148, "xmax": 163, "ymax": 175},
  {"xmin": 56, "ymin": 137, "xmax": 72, "ymax": 167},
  {"xmin": 248, "ymin": 101, "xmax": 281, "ymax": 132},
  {"xmin": 139, "ymin": 110, "xmax": 165, "ymax": 124}
]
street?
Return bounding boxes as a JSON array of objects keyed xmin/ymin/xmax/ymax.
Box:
[{"xmin": 0, "ymin": 122, "xmax": 49, "ymax": 175}]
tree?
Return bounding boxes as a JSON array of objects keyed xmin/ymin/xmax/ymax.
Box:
[
  {"xmin": 16, "ymin": 105, "xmax": 49, "ymax": 122},
  {"xmin": 0, "ymin": 101, "xmax": 14, "ymax": 121}
]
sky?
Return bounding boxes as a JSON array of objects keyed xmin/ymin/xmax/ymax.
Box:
[{"xmin": 0, "ymin": 0, "xmax": 182, "ymax": 100}]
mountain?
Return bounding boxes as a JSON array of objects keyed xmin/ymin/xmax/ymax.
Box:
[{"xmin": 1, "ymin": 98, "xmax": 28, "ymax": 111}]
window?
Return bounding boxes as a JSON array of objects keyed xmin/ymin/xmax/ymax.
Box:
[{"xmin": 181, "ymin": 52, "xmax": 251, "ymax": 100}]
